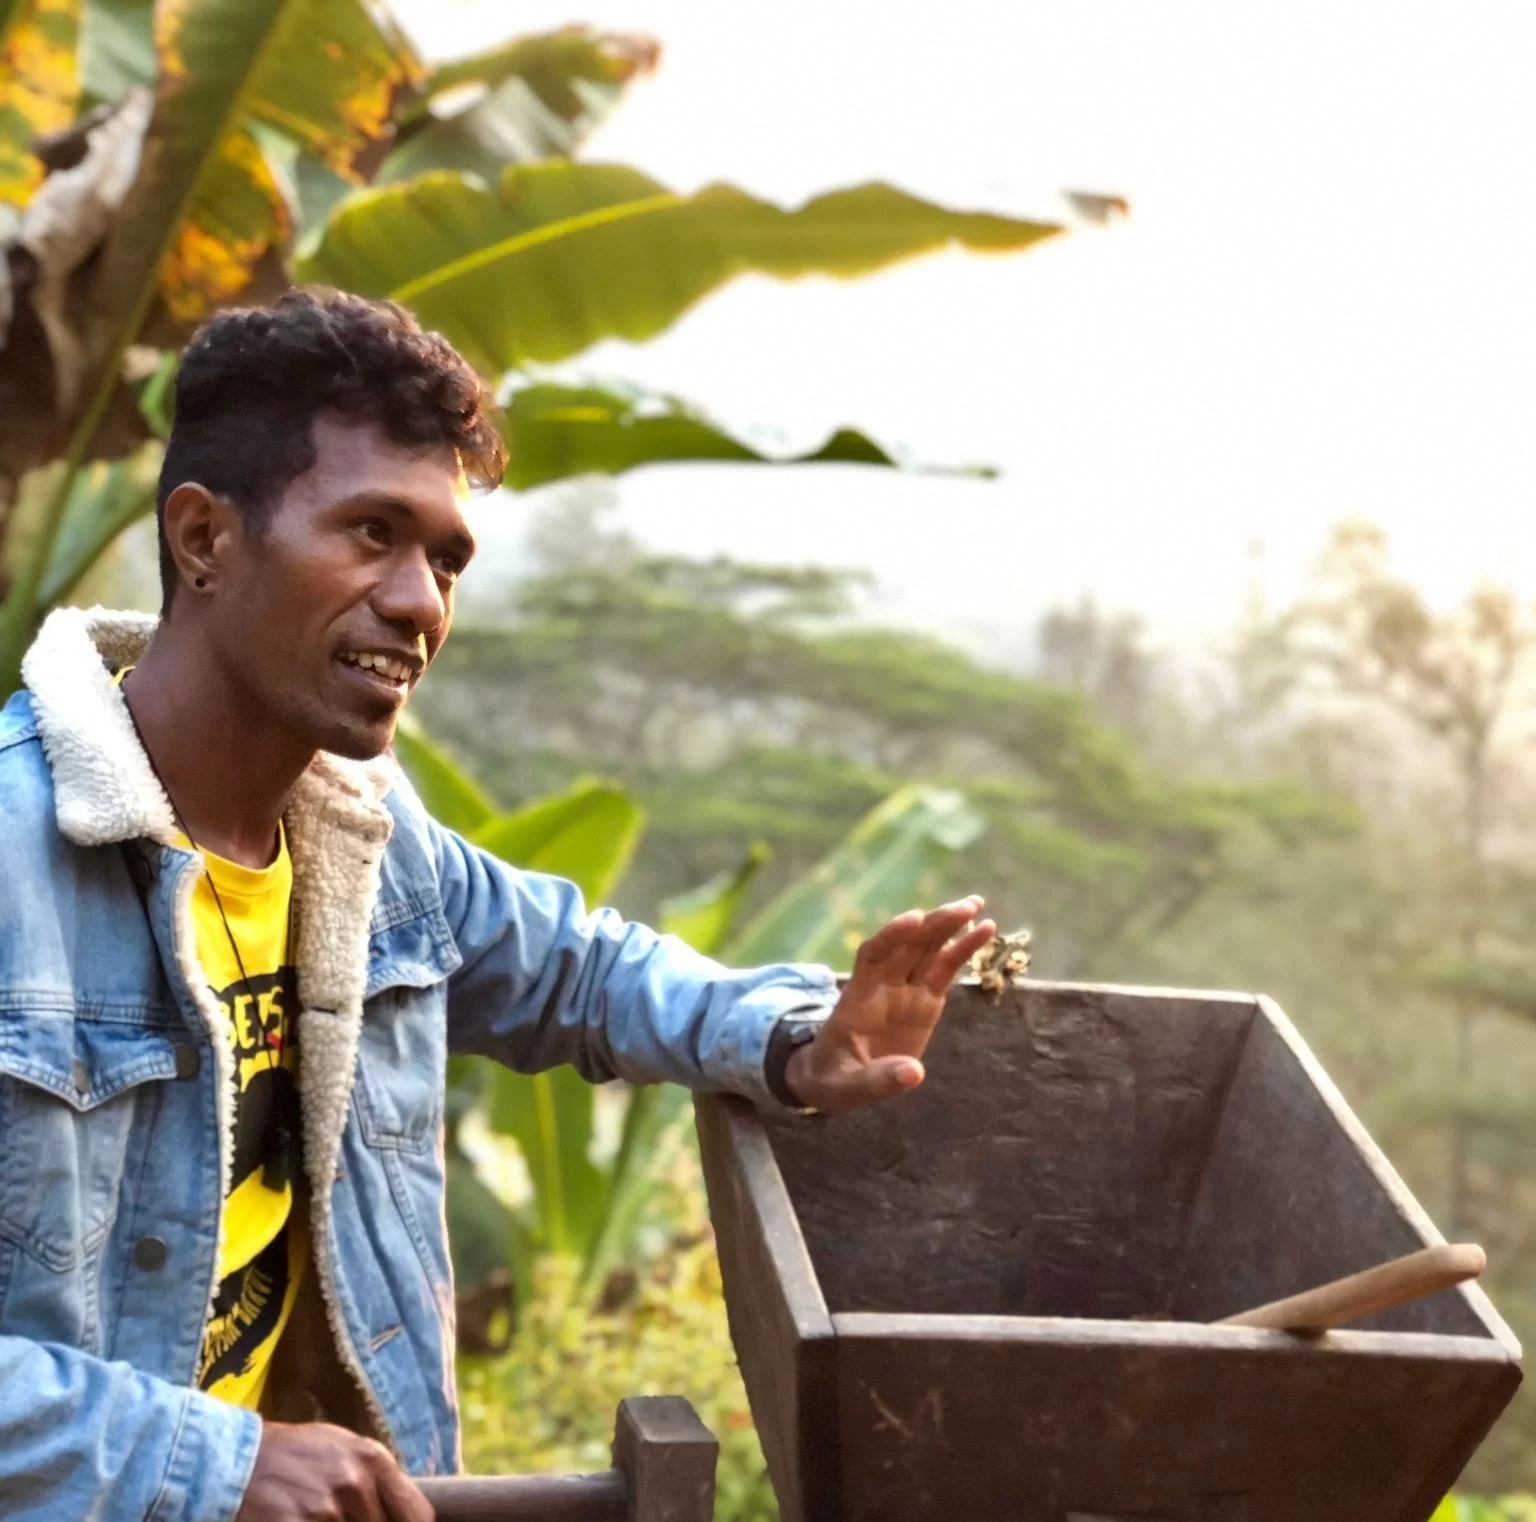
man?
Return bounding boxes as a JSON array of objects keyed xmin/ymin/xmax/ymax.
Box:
[{"xmin": 0, "ymin": 288, "xmax": 994, "ymax": 1521}]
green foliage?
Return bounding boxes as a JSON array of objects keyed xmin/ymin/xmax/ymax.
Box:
[
  {"xmin": 297, "ymin": 162, "xmax": 1060, "ymax": 374},
  {"xmin": 419, "ymin": 543, "xmax": 1352, "ymax": 978},
  {"xmin": 0, "ymin": 0, "xmax": 80, "ymax": 206},
  {"xmin": 458, "ymin": 1147, "xmax": 777, "ymax": 1522},
  {"xmin": 471, "ymin": 781, "xmax": 643, "ymax": 905},
  {"xmin": 92, "ymin": 0, "xmax": 418, "ymax": 323},
  {"xmin": 392, "ymin": 712, "xmax": 497, "ymax": 836},
  {"xmin": 0, "ymin": 1, "xmax": 1066, "ymax": 697},
  {"xmin": 34, "ymin": 443, "xmax": 161, "ymax": 607},
  {"xmin": 1432, "ymin": 1499, "xmax": 1536, "ymax": 1521},
  {"xmin": 391, "ymin": 735, "xmax": 655, "ymax": 1300},
  {"xmin": 500, "ymin": 380, "xmax": 989, "ymax": 492},
  {"xmin": 659, "ymin": 845, "xmax": 771, "ymax": 958},
  {"xmin": 381, "ymin": 28, "xmax": 658, "ymax": 183},
  {"xmin": 76, "ymin": 0, "xmax": 153, "ymax": 108},
  {"xmin": 396, "ymin": 719, "xmax": 988, "ymax": 1316},
  {"xmin": 728, "ymin": 786, "xmax": 983, "ymax": 966},
  {"xmin": 0, "ymin": 0, "xmax": 1066, "ymax": 694}
]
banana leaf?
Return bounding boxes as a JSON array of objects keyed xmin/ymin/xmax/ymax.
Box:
[
  {"xmin": 500, "ymin": 380, "xmax": 995, "ymax": 490},
  {"xmin": 379, "ymin": 27, "xmax": 658, "ymax": 184},
  {"xmin": 577, "ymin": 842, "xmax": 774, "ymax": 1294},
  {"xmin": 472, "ymin": 779, "xmax": 643, "ymax": 906},
  {"xmin": 486, "ymin": 1059, "xmax": 605, "ymax": 1262},
  {"xmin": 78, "ymin": 0, "xmax": 152, "ymax": 108},
  {"xmin": 727, "ymin": 785, "xmax": 985, "ymax": 968},
  {"xmin": 472, "ymin": 776, "xmax": 646, "ymax": 1268},
  {"xmin": 298, "ymin": 162, "xmax": 1061, "ymax": 375},
  {"xmin": 89, "ymin": 0, "xmax": 420, "ymax": 325},
  {"xmin": 0, "ymin": 0, "xmax": 422, "ymax": 694},
  {"xmin": 31, "ymin": 439, "xmax": 160, "ymax": 606},
  {"xmin": 391, "ymin": 711, "xmax": 497, "ymax": 838},
  {"xmin": 0, "ymin": 0, "xmax": 80, "ymax": 206},
  {"xmin": 658, "ymin": 842, "xmax": 771, "ymax": 958}
]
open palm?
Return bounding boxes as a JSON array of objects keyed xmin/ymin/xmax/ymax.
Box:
[{"xmin": 784, "ymin": 896, "xmax": 995, "ymax": 1114}]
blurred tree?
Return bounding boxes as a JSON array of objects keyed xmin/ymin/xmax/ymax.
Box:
[
  {"xmin": 0, "ymin": 0, "xmax": 1072, "ymax": 691},
  {"xmin": 1037, "ymin": 595, "xmax": 1159, "ymax": 740},
  {"xmin": 1285, "ymin": 521, "xmax": 1536, "ymax": 1236},
  {"xmin": 413, "ymin": 503, "xmax": 1352, "ymax": 981}
]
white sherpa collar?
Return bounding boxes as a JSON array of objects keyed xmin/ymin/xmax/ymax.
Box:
[
  {"xmin": 22, "ymin": 605, "xmax": 177, "ymax": 845},
  {"xmin": 19, "ymin": 604, "xmax": 399, "ymax": 849}
]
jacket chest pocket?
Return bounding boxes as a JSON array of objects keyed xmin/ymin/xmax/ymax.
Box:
[
  {"xmin": 356, "ymin": 899, "xmax": 459, "ymax": 1154},
  {"xmin": 0, "ymin": 1013, "xmax": 180, "ymax": 1271}
]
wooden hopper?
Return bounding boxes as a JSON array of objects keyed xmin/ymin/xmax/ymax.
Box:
[{"xmin": 697, "ymin": 982, "xmax": 1521, "ymax": 1522}]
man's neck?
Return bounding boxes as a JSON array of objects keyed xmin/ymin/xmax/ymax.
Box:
[{"xmin": 123, "ymin": 626, "xmax": 315, "ymax": 868}]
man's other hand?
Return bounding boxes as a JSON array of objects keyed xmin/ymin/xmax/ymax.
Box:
[
  {"xmin": 784, "ymin": 896, "xmax": 995, "ymax": 1114},
  {"xmin": 237, "ymin": 1422, "xmax": 433, "ymax": 1522}
]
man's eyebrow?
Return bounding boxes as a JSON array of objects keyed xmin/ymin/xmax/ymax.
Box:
[{"xmin": 342, "ymin": 491, "xmax": 477, "ymax": 556}]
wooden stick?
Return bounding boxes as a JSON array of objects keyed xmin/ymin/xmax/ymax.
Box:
[
  {"xmin": 416, "ymin": 1471, "xmax": 625, "ymax": 1522},
  {"xmin": 1218, "ymin": 1243, "xmax": 1486, "ymax": 1332}
]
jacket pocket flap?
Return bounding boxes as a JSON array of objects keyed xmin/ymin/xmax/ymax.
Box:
[
  {"xmin": 0, "ymin": 1015, "xmax": 178, "ymax": 1111},
  {"xmin": 366, "ymin": 893, "xmax": 462, "ymax": 999}
]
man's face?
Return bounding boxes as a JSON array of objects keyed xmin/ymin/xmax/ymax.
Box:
[{"xmin": 208, "ymin": 415, "xmax": 476, "ymax": 760}]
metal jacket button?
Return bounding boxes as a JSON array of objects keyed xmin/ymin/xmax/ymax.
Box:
[
  {"xmin": 172, "ymin": 1044, "xmax": 200, "ymax": 1079},
  {"xmin": 132, "ymin": 1236, "xmax": 168, "ymax": 1271}
]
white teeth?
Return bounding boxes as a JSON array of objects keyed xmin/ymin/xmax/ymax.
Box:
[{"xmin": 341, "ymin": 651, "xmax": 410, "ymax": 683}]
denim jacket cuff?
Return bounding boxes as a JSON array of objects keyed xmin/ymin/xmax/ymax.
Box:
[
  {"xmin": 717, "ymin": 967, "xmax": 838, "ymax": 1113},
  {"xmin": 150, "ymin": 1387, "xmax": 262, "ymax": 1522}
]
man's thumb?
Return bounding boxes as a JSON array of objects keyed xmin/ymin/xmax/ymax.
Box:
[{"xmin": 855, "ymin": 1056, "xmax": 925, "ymax": 1105}]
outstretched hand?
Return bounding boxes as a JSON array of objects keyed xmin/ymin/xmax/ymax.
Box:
[{"xmin": 783, "ymin": 896, "xmax": 995, "ymax": 1115}]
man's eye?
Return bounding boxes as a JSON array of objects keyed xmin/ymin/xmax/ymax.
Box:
[
  {"xmin": 357, "ymin": 518, "xmax": 390, "ymax": 545},
  {"xmin": 434, "ymin": 553, "xmax": 466, "ymax": 578}
]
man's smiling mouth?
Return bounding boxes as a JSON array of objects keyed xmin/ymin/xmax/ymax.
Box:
[{"xmin": 337, "ymin": 649, "xmax": 419, "ymax": 691}]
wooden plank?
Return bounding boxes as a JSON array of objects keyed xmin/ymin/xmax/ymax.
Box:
[
  {"xmin": 829, "ymin": 1315, "xmax": 1517, "ymax": 1522},
  {"xmin": 760, "ymin": 984, "xmax": 1255, "ymax": 1321},
  {"xmin": 416, "ymin": 1471, "xmax": 626, "ymax": 1521},
  {"xmin": 695, "ymin": 1095, "xmax": 840, "ymax": 1522},
  {"xmin": 1256, "ymin": 996, "xmax": 1519, "ymax": 1353},
  {"xmin": 612, "ymin": 1396, "xmax": 717, "ymax": 1522},
  {"xmin": 1169, "ymin": 998, "xmax": 1498, "ymax": 1338}
]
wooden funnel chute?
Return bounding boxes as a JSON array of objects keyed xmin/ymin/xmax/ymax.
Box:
[{"xmin": 698, "ymin": 982, "xmax": 1521, "ymax": 1522}]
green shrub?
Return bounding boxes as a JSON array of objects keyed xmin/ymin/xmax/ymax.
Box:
[
  {"xmin": 457, "ymin": 1142, "xmax": 779, "ymax": 1522},
  {"xmin": 1434, "ymin": 1500, "xmax": 1536, "ymax": 1521}
]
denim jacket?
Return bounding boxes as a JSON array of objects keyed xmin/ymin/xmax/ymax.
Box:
[{"xmin": 0, "ymin": 607, "xmax": 836, "ymax": 1521}]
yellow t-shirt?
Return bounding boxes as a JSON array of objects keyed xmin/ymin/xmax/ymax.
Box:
[
  {"xmin": 185, "ymin": 829, "xmax": 307, "ymax": 1410},
  {"xmin": 113, "ymin": 668, "xmax": 305, "ymax": 1406}
]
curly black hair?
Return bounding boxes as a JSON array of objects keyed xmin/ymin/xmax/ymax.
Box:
[{"xmin": 156, "ymin": 287, "xmax": 506, "ymax": 607}]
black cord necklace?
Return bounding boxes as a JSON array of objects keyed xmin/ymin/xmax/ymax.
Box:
[
  {"xmin": 120, "ymin": 677, "xmax": 300, "ymax": 1190},
  {"xmin": 120, "ymin": 682, "xmax": 290, "ymax": 999}
]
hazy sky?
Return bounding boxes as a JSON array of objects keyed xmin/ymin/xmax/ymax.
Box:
[{"xmin": 392, "ymin": 0, "xmax": 1536, "ymax": 654}]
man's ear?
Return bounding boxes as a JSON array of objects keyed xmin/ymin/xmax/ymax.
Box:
[{"xmin": 162, "ymin": 482, "xmax": 244, "ymax": 596}]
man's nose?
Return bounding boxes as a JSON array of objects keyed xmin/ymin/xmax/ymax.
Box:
[{"xmin": 373, "ymin": 550, "xmax": 446, "ymax": 637}]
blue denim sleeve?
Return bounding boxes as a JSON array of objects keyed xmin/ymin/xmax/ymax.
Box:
[
  {"xmin": 431, "ymin": 820, "xmax": 838, "ymax": 1110},
  {"xmin": 0, "ymin": 1334, "xmax": 260, "ymax": 1520}
]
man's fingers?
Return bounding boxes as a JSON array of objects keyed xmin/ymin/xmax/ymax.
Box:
[
  {"xmin": 850, "ymin": 897, "xmax": 987, "ymax": 995},
  {"xmin": 907, "ymin": 897, "xmax": 986, "ymax": 983},
  {"xmin": 850, "ymin": 908, "xmax": 925, "ymax": 986},
  {"xmin": 923, "ymin": 919, "xmax": 997, "ymax": 993},
  {"xmin": 340, "ymin": 1441, "xmax": 397, "ymax": 1522},
  {"xmin": 374, "ymin": 1457, "xmax": 434, "ymax": 1522}
]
